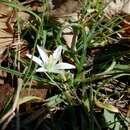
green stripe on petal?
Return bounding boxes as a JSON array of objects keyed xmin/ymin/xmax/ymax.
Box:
[{"xmin": 36, "ymin": 67, "xmax": 47, "ymax": 72}]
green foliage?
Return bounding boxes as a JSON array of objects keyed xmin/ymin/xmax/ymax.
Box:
[{"xmin": 0, "ymin": 0, "xmax": 130, "ymax": 130}]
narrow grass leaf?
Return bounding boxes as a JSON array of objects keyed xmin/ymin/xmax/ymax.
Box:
[
  {"xmin": 18, "ymin": 96, "xmax": 42, "ymax": 106},
  {"xmin": 95, "ymin": 98, "xmax": 119, "ymax": 113}
]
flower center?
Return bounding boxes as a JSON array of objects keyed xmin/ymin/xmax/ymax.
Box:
[{"xmin": 45, "ymin": 55, "xmax": 56, "ymax": 72}]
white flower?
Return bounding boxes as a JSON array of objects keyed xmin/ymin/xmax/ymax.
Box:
[{"xmin": 26, "ymin": 45, "xmax": 76, "ymax": 73}]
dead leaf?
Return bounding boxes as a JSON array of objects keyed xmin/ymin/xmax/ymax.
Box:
[
  {"xmin": 119, "ymin": 15, "xmax": 130, "ymax": 37},
  {"xmin": 122, "ymin": 0, "xmax": 130, "ymax": 14},
  {"xmin": 20, "ymin": 88, "xmax": 48, "ymax": 100},
  {"xmin": 61, "ymin": 13, "xmax": 79, "ymax": 50},
  {"xmin": 0, "ymin": 84, "xmax": 14, "ymax": 111},
  {"xmin": 62, "ymin": 27, "xmax": 74, "ymax": 48},
  {"xmin": 0, "ymin": 3, "xmax": 17, "ymax": 62},
  {"xmin": 103, "ymin": 0, "xmax": 130, "ymax": 17},
  {"xmin": 50, "ymin": 0, "xmax": 83, "ymax": 17}
]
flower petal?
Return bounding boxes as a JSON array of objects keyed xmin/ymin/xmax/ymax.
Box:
[
  {"xmin": 55, "ymin": 63, "xmax": 76, "ymax": 70},
  {"xmin": 36, "ymin": 67, "xmax": 47, "ymax": 72},
  {"xmin": 37, "ymin": 45, "xmax": 48, "ymax": 63},
  {"xmin": 51, "ymin": 69, "xmax": 64, "ymax": 73},
  {"xmin": 26, "ymin": 54, "xmax": 43, "ymax": 66},
  {"xmin": 53, "ymin": 46, "xmax": 62, "ymax": 62}
]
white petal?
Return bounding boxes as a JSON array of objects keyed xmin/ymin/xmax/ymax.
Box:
[
  {"xmin": 53, "ymin": 46, "xmax": 62, "ymax": 62},
  {"xmin": 36, "ymin": 67, "xmax": 47, "ymax": 72},
  {"xmin": 55, "ymin": 63, "xmax": 76, "ymax": 70},
  {"xmin": 26, "ymin": 54, "xmax": 43, "ymax": 66},
  {"xmin": 37, "ymin": 45, "xmax": 48, "ymax": 63}
]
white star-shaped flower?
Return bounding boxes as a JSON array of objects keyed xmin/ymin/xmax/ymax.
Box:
[{"xmin": 26, "ymin": 45, "xmax": 76, "ymax": 73}]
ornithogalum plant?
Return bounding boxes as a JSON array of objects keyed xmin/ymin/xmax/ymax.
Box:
[{"xmin": 26, "ymin": 45, "xmax": 76, "ymax": 73}]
